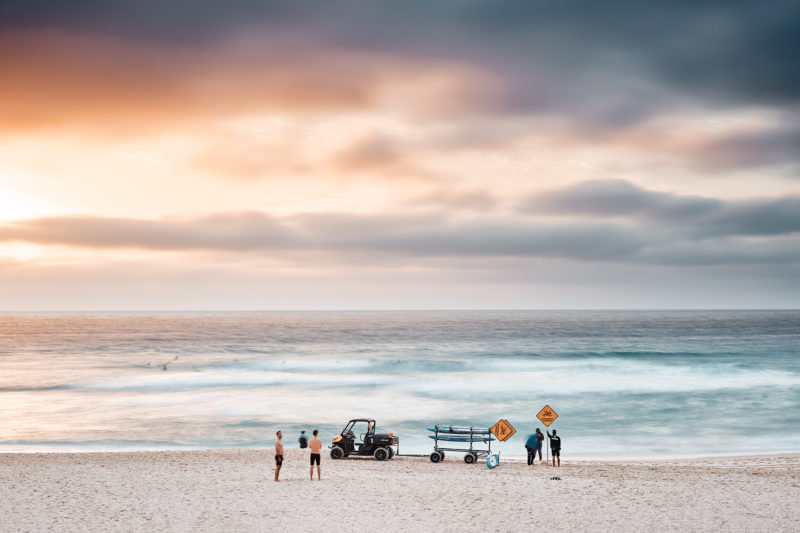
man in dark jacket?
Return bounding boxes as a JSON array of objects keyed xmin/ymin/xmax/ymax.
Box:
[
  {"xmin": 546, "ymin": 429, "xmax": 561, "ymax": 467},
  {"xmin": 525, "ymin": 432, "xmax": 540, "ymax": 465}
]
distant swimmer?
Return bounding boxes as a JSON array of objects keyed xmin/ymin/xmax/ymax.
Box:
[
  {"xmin": 547, "ymin": 429, "xmax": 561, "ymax": 467},
  {"xmin": 309, "ymin": 429, "xmax": 322, "ymax": 481},
  {"xmin": 274, "ymin": 430, "xmax": 284, "ymax": 482},
  {"xmin": 525, "ymin": 431, "xmax": 540, "ymax": 465}
]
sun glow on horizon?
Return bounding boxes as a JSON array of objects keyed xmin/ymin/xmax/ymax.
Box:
[{"xmin": 0, "ymin": 176, "xmax": 58, "ymax": 222}]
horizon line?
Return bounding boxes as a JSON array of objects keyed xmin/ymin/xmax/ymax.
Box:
[{"xmin": 1, "ymin": 308, "xmax": 798, "ymax": 313}]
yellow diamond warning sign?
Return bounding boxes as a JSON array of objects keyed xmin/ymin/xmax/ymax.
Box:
[
  {"xmin": 536, "ymin": 405, "xmax": 558, "ymax": 427},
  {"xmin": 490, "ymin": 419, "xmax": 517, "ymax": 442}
]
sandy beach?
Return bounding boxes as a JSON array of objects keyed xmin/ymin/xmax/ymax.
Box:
[{"xmin": 1, "ymin": 449, "xmax": 798, "ymax": 532}]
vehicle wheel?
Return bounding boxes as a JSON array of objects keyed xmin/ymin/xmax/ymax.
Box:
[
  {"xmin": 439, "ymin": 451, "xmax": 445, "ymax": 460},
  {"xmin": 430, "ymin": 451, "xmax": 442, "ymax": 463},
  {"xmin": 374, "ymin": 447, "xmax": 389, "ymax": 461},
  {"xmin": 387, "ymin": 447, "xmax": 395, "ymax": 459},
  {"xmin": 464, "ymin": 453, "xmax": 475, "ymax": 464},
  {"xmin": 330, "ymin": 446, "xmax": 345, "ymax": 460}
]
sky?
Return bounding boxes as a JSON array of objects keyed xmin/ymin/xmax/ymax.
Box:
[{"xmin": 1, "ymin": 0, "xmax": 799, "ymax": 310}]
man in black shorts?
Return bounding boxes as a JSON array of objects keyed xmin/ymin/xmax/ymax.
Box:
[
  {"xmin": 546, "ymin": 429, "xmax": 561, "ymax": 467},
  {"xmin": 274, "ymin": 430, "xmax": 284, "ymax": 482},
  {"xmin": 309, "ymin": 429, "xmax": 322, "ymax": 481}
]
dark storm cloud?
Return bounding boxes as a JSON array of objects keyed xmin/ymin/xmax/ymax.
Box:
[
  {"xmin": 5, "ymin": 0, "xmax": 799, "ymax": 112},
  {"xmin": 520, "ymin": 180, "xmax": 800, "ymax": 238},
  {"xmin": 0, "ymin": 0, "xmax": 303, "ymax": 42},
  {"xmin": 4, "ymin": 0, "xmax": 800, "ymax": 178}
]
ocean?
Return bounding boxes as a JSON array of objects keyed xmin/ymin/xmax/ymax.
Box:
[{"xmin": 1, "ymin": 311, "xmax": 799, "ymax": 458}]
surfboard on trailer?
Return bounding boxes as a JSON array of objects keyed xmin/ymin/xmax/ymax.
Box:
[
  {"xmin": 427, "ymin": 427, "xmax": 491, "ymax": 434},
  {"xmin": 428, "ymin": 434, "xmax": 495, "ymax": 442}
]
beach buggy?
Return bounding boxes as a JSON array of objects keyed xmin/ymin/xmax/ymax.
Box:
[{"xmin": 329, "ymin": 418, "xmax": 399, "ymax": 461}]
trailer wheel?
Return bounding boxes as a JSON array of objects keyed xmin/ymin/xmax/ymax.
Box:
[
  {"xmin": 464, "ymin": 453, "xmax": 476, "ymax": 464},
  {"xmin": 330, "ymin": 446, "xmax": 345, "ymax": 460},
  {"xmin": 429, "ymin": 451, "xmax": 442, "ymax": 463},
  {"xmin": 439, "ymin": 451, "xmax": 445, "ymax": 460},
  {"xmin": 374, "ymin": 447, "xmax": 389, "ymax": 461}
]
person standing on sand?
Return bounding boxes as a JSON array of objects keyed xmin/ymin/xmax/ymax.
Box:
[
  {"xmin": 535, "ymin": 428, "xmax": 544, "ymax": 462},
  {"xmin": 525, "ymin": 431, "xmax": 540, "ymax": 465},
  {"xmin": 547, "ymin": 429, "xmax": 561, "ymax": 467},
  {"xmin": 309, "ymin": 429, "xmax": 322, "ymax": 481},
  {"xmin": 298, "ymin": 430, "xmax": 308, "ymax": 449},
  {"xmin": 274, "ymin": 430, "xmax": 284, "ymax": 482}
]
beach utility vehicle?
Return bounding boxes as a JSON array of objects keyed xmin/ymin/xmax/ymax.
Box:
[{"xmin": 329, "ymin": 418, "xmax": 399, "ymax": 461}]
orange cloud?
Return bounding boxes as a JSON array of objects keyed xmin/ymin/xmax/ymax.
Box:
[{"xmin": 0, "ymin": 31, "xmax": 497, "ymax": 135}]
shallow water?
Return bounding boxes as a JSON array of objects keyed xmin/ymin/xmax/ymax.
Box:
[{"xmin": 1, "ymin": 310, "xmax": 798, "ymax": 457}]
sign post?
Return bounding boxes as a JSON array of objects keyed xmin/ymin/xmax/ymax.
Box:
[{"xmin": 536, "ymin": 405, "xmax": 558, "ymax": 463}]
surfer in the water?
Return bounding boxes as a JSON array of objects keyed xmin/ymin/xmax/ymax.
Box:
[
  {"xmin": 525, "ymin": 432, "xmax": 540, "ymax": 465},
  {"xmin": 546, "ymin": 429, "xmax": 561, "ymax": 467}
]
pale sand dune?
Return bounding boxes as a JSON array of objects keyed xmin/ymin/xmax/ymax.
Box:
[{"xmin": 1, "ymin": 450, "xmax": 799, "ymax": 532}]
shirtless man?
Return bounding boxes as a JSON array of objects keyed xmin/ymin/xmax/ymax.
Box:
[
  {"xmin": 274, "ymin": 430, "xmax": 284, "ymax": 482},
  {"xmin": 309, "ymin": 429, "xmax": 322, "ymax": 481}
]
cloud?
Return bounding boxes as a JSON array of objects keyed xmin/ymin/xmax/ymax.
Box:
[
  {"xmin": 408, "ymin": 188, "xmax": 497, "ymax": 211},
  {"xmin": 520, "ymin": 180, "xmax": 720, "ymax": 219},
  {"xmin": 4, "ymin": 2, "xmax": 800, "ymax": 175},
  {"xmin": 2, "ymin": 201, "xmax": 800, "ymax": 267},
  {"xmin": 687, "ymin": 125, "xmax": 800, "ymax": 173},
  {"xmin": 0, "ymin": 212, "xmax": 295, "ymax": 250},
  {"xmin": 333, "ymin": 132, "xmax": 403, "ymax": 173},
  {"xmin": 520, "ymin": 180, "xmax": 800, "ymax": 238},
  {"xmin": 0, "ymin": 30, "xmax": 494, "ymax": 134},
  {"xmin": 0, "ymin": 212, "xmax": 640, "ymax": 260},
  {"xmin": 5, "ymin": 2, "xmax": 799, "ymax": 121}
]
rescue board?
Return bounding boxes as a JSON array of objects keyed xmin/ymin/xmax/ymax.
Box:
[
  {"xmin": 428, "ymin": 434, "xmax": 495, "ymax": 442},
  {"xmin": 426, "ymin": 427, "xmax": 491, "ymax": 434}
]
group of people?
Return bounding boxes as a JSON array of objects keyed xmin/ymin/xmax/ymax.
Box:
[
  {"xmin": 273, "ymin": 429, "xmax": 323, "ymax": 482},
  {"xmin": 274, "ymin": 426, "xmax": 561, "ymax": 480},
  {"xmin": 524, "ymin": 428, "xmax": 561, "ymax": 466}
]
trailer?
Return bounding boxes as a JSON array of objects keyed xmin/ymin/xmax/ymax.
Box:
[{"xmin": 427, "ymin": 424, "xmax": 494, "ymax": 464}]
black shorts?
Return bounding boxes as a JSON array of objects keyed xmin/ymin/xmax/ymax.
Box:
[
  {"xmin": 552, "ymin": 449, "xmax": 560, "ymax": 457},
  {"xmin": 310, "ymin": 453, "xmax": 321, "ymax": 465},
  {"xmin": 275, "ymin": 454, "xmax": 283, "ymax": 465}
]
